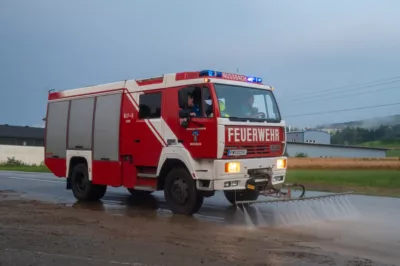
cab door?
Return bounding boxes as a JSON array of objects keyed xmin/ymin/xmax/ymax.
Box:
[{"xmin": 177, "ymin": 84, "xmax": 218, "ymax": 159}]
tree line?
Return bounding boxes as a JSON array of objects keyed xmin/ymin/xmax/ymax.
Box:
[{"xmin": 330, "ymin": 124, "xmax": 400, "ymax": 145}]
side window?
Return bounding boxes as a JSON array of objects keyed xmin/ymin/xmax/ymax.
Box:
[
  {"xmin": 139, "ymin": 92, "xmax": 162, "ymax": 119},
  {"xmin": 178, "ymin": 85, "xmax": 213, "ymax": 118},
  {"xmin": 202, "ymin": 86, "xmax": 214, "ymax": 117}
]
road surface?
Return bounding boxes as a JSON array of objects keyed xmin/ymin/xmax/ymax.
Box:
[{"xmin": 0, "ymin": 170, "xmax": 399, "ymax": 265}]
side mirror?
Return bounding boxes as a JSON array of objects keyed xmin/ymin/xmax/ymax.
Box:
[
  {"xmin": 179, "ymin": 109, "xmax": 191, "ymax": 118},
  {"xmin": 179, "ymin": 109, "xmax": 190, "ymax": 128}
]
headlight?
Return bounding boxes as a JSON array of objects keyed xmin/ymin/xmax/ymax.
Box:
[
  {"xmin": 225, "ymin": 162, "xmax": 240, "ymax": 173},
  {"xmin": 276, "ymin": 159, "xmax": 287, "ymax": 169}
]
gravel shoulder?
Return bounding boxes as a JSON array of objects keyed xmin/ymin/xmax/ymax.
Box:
[{"xmin": 0, "ymin": 190, "xmax": 393, "ymax": 266}]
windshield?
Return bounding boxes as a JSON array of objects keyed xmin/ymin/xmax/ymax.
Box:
[{"xmin": 213, "ymin": 84, "xmax": 281, "ymax": 122}]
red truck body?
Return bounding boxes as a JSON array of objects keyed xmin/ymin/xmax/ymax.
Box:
[{"xmin": 44, "ymin": 70, "xmax": 287, "ymax": 215}]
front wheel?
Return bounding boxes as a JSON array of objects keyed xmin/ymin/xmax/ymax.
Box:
[
  {"xmin": 224, "ymin": 189, "xmax": 259, "ymax": 205},
  {"xmin": 70, "ymin": 163, "xmax": 107, "ymax": 201},
  {"xmin": 164, "ymin": 167, "xmax": 203, "ymax": 215}
]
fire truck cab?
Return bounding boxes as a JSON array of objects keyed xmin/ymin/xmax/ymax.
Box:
[{"xmin": 44, "ymin": 70, "xmax": 287, "ymax": 215}]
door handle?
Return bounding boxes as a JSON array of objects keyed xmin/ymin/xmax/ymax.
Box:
[
  {"xmin": 134, "ymin": 139, "xmax": 140, "ymax": 143},
  {"xmin": 122, "ymin": 155, "xmax": 133, "ymax": 164}
]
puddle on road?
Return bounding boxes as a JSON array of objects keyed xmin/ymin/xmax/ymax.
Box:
[{"xmin": 0, "ymin": 187, "xmax": 361, "ymax": 229}]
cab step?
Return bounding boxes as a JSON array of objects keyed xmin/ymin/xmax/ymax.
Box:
[
  {"xmin": 137, "ymin": 173, "xmax": 157, "ymax": 178},
  {"xmin": 136, "ymin": 166, "xmax": 158, "ymax": 179}
]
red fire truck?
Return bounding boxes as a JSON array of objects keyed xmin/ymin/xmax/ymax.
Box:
[{"xmin": 44, "ymin": 70, "xmax": 287, "ymax": 215}]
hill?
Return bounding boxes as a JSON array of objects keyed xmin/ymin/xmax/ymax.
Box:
[{"xmin": 316, "ymin": 114, "xmax": 400, "ymax": 130}]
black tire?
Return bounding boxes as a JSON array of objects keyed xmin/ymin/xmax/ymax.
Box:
[
  {"xmin": 127, "ymin": 188, "xmax": 153, "ymax": 196},
  {"xmin": 164, "ymin": 167, "xmax": 204, "ymax": 216},
  {"xmin": 224, "ymin": 189, "xmax": 259, "ymax": 205},
  {"xmin": 70, "ymin": 163, "xmax": 107, "ymax": 201}
]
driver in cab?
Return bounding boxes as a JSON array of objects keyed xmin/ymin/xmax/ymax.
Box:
[
  {"xmin": 179, "ymin": 92, "xmax": 201, "ymax": 126},
  {"xmin": 186, "ymin": 93, "xmax": 201, "ymax": 117},
  {"xmin": 241, "ymin": 93, "xmax": 258, "ymax": 117}
]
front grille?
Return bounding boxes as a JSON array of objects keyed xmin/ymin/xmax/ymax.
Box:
[{"xmin": 224, "ymin": 144, "xmax": 281, "ymax": 157}]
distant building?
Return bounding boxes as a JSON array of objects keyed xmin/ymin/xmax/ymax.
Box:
[
  {"xmin": 286, "ymin": 142, "xmax": 388, "ymax": 158},
  {"xmin": 285, "ymin": 129, "xmax": 388, "ymax": 158},
  {"xmin": 0, "ymin": 124, "xmax": 44, "ymax": 147},
  {"xmin": 286, "ymin": 130, "xmax": 331, "ymax": 144}
]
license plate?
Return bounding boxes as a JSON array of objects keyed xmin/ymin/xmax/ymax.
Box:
[{"xmin": 227, "ymin": 149, "xmax": 247, "ymax": 156}]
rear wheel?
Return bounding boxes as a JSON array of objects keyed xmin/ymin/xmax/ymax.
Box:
[
  {"xmin": 164, "ymin": 167, "xmax": 203, "ymax": 215},
  {"xmin": 70, "ymin": 163, "xmax": 107, "ymax": 201},
  {"xmin": 224, "ymin": 189, "xmax": 259, "ymax": 205}
]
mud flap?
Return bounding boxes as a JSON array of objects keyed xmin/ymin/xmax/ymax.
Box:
[{"xmin": 66, "ymin": 177, "xmax": 71, "ymax": 190}]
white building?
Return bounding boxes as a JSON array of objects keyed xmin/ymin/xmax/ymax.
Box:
[
  {"xmin": 286, "ymin": 142, "xmax": 388, "ymax": 158},
  {"xmin": 287, "ymin": 130, "xmax": 331, "ymax": 144}
]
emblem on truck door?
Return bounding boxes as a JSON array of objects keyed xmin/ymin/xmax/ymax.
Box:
[{"xmin": 192, "ymin": 130, "xmax": 199, "ymax": 142}]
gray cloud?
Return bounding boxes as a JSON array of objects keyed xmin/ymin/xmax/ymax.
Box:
[{"xmin": 0, "ymin": 0, "xmax": 399, "ymax": 127}]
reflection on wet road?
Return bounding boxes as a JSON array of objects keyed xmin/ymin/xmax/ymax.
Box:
[
  {"xmin": 0, "ymin": 171, "xmax": 398, "ymax": 225},
  {"xmin": 1, "ymin": 170, "xmax": 400, "ymax": 265},
  {"xmin": 0, "ymin": 171, "xmax": 357, "ymax": 225}
]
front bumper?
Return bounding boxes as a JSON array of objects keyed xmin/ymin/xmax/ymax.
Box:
[{"xmin": 197, "ymin": 156, "xmax": 287, "ymax": 191}]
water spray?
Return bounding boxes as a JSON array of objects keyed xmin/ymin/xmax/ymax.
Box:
[{"xmin": 231, "ymin": 175, "xmax": 357, "ymax": 228}]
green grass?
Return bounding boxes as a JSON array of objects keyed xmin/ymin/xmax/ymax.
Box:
[
  {"xmin": 286, "ymin": 169, "xmax": 400, "ymax": 188},
  {"xmin": 286, "ymin": 169, "xmax": 400, "ymax": 197},
  {"xmin": 387, "ymin": 149, "xmax": 400, "ymax": 157},
  {"xmin": 0, "ymin": 164, "xmax": 50, "ymax": 173},
  {"xmin": 360, "ymin": 140, "xmax": 400, "ymax": 149},
  {"xmin": 359, "ymin": 140, "xmax": 400, "ymax": 158}
]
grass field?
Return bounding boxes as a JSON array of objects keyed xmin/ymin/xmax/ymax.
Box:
[
  {"xmin": 359, "ymin": 140, "xmax": 400, "ymax": 158},
  {"xmin": 0, "ymin": 164, "xmax": 50, "ymax": 173},
  {"xmin": 285, "ymin": 169, "xmax": 400, "ymax": 197},
  {"xmin": 287, "ymin": 157, "xmax": 400, "ymax": 170},
  {"xmin": 387, "ymin": 149, "xmax": 400, "ymax": 157},
  {"xmin": 360, "ymin": 140, "xmax": 400, "ymax": 149},
  {"xmin": 286, "ymin": 158, "xmax": 400, "ymax": 197}
]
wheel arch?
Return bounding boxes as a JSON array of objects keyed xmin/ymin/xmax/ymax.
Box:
[
  {"xmin": 68, "ymin": 157, "xmax": 88, "ymax": 177},
  {"xmin": 66, "ymin": 150, "xmax": 92, "ymax": 181},
  {"xmin": 157, "ymin": 147, "xmax": 196, "ymax": 180},
  {"xmin": 157, "ymin": 158, "xmax": 191, "ymax": 190}
]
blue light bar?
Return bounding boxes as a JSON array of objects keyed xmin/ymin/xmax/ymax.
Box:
[
  {"xmin": 199, "ymin": 70, "xmax": 223, "ymax": 77},
  {"xmin": 247, "ymin": 76, "xmax": 263, "ymax": 83},
  {"xmin": 199, "ymin": 70, "xmax": 263, "ymax": 83}
]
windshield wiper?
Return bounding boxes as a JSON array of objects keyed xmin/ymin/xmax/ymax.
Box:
[
  {"xmin": 228, "ymin": 116, "xmax": 281, "ymax": 123},
  {"xmin": 265, "ymin": 118, "xmax": 281, "ymax": 123},
  {"xmin": 228, "ymin": 116, "xmax": 248, "ymax": 122}
]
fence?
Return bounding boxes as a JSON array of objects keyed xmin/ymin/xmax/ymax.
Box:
[{"xmin": 0, "ymin": 145, "xmax": 44, "ymax": 165}]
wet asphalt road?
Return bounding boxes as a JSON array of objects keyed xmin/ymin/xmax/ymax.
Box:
[{"xmin": 1, "ymin": 170, "xmax": 400, "ymax": 265}]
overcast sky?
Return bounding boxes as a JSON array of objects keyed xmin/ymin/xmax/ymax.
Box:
[{"xmin": 1, "ymin": 0, "xmax": 399, "ymax": 128}]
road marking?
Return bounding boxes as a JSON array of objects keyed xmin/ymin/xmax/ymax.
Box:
[
  {"xmin": 5, "ymin": 176, "xmax": 64, "ymax": 183},
  {"xmin": 4, "ymin": 248, "xmax": 157, "ymax": 265}
]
